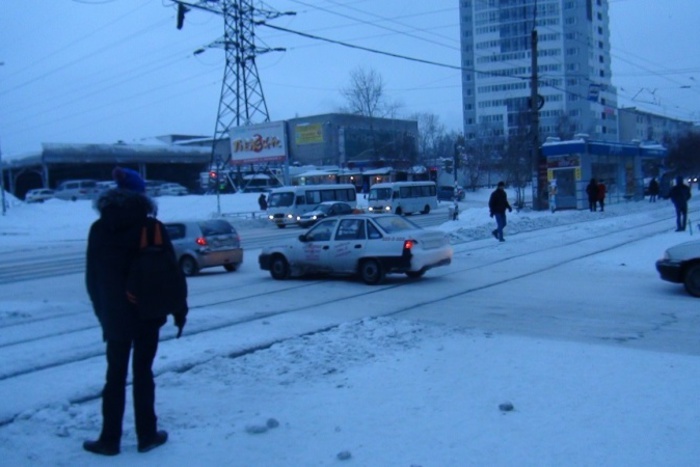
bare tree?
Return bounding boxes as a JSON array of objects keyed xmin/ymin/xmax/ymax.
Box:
[
  {"xmin": 462, "ymin": 123, "xmax": 503, "ymax": 191},
  {"xmin": 340, "ymin": 67, "xmax": 400, "ymax": 118},
  {"xmin": 501, "ymin": 112, "xmax": 532, "ymax": 209},
  {"xmin": 339, "ymin": 67, "xmax": 402, "ymax": 162},
  {"xmin": 410, "ymin": 112, "xmax": 446, "ymax": 166}
]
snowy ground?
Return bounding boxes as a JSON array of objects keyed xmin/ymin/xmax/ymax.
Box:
[{"xmin": 1, "ymin": 188, "xmax": 699, "ymax": 466}]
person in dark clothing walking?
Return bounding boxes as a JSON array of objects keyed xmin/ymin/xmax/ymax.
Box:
[
  {"xmin": 258, "ymin": 193, "xmax": 268, "ymax": 210},
  {"xmin": 669, "ymin": 176, "xmax": 691, "ymax": 231},
  {"xmin": 586, "ymin": 178, "xmax": 598, "ymax": 212},
  {"xmin": 597, "ymin": 180, "xmax": 607, "ymax": 212},
  {"xmin": 648, "ymin": 177, "xmax": 660, "ymax": 202},
  {"xmin": 84, "ymin": 167, "xmax": 188, "ymax": 456},
  {"xmin": 489, "ymin": 181, "xmax": 512, "ymax": 242}
]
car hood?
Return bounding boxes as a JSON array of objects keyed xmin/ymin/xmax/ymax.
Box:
[{"xmin": 300, "ymin": 210, "xmax": 325, "ymax": 218}]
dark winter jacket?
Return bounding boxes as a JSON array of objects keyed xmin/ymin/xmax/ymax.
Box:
[
  {"xmin": 86, "ymin": 189, "xmax": 178, "ymax": 341},
  {"xmin": 669, "ymin": 182, "xmax": 691, "ymax": 208},
  {"xmin": 488, "ymin": 188, "xmax": 512, "ymax": 216},
  {"xmin": 586, "ymin": 180, "xmax": 598, "ymax": 202},
  {"xmin": 649, "ymin": 179, "xmax": 660, "ymax": 195}
]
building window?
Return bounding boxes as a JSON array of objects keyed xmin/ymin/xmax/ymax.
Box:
[
  {"xmin": 597, "ymin": 12, "xmax": 602, "ymax": 20},
  {"xmin": 598, "ymin": 26, "xmax": 603, "ymax": 34},
  {"xmin": 599, "ymin": 70, "xmax": 605, "ymax": 77},
  {"xmin": 599, "ymin": 55, "xmax": 604, "ymax": 63},
  {"xmin": 598, "ymin": 41, "xmax": 604, "ymax": 49}
]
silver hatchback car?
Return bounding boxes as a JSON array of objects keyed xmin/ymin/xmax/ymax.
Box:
[{"xmin": 164, "ymin": 219, "xmax": 243, "ymax": 276}]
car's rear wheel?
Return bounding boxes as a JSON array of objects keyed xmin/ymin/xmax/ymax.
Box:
[
  {"xmin": 395, "ymin": 207, "xmax": 403, "ymax": 215},
  {"xmin": 223, "ymin": 263, "xmax": 238, "ymax": 272},
  {"xmin": 276, "ymin": 224, "xmax": 286, "ymax": 229},
  {"xmin": 270, "ymin": 255, "xmax": 290, "ymax": 280},
  {"xmin": 421, "ymin": 205, "xmax": 430, "ymax": 214},
  {"xmin": 359, "ymin": 259, "xmax": 385, "ymax": 285},
  {"xmin": 683, "ymin": 263, "xmax": 700, "ymax": 297},
  {"xmin": 180, "ymin": 256, "xmax": 199, "ymax": 276}
]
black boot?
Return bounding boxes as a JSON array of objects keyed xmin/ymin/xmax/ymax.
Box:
[
  {"xmin": 83, "ymin": 439, "xmax": 120, "ymax": 456},
  {"xmin": 138, "ymin": 430, "xmax": 168, "ymax": 453}
]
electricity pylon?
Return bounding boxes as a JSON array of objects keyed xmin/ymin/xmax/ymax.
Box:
[{"xmin": 172, "ymin": 1, "xmax": 293, "ymax": 163}]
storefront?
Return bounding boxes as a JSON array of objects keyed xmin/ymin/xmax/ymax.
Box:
[{"xmin": 541, "ymin": 138, "xmax": 666, "ymax": 210}]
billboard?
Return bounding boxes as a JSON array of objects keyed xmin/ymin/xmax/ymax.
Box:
[
  {"xmin": 295, "ymin": 123, "xmax": 324, "ymax": 145},
  {"xmin": 229, "ymin": 121, "xmax": 287, "ymax": 165}
]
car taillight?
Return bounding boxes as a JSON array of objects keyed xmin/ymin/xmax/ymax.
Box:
[
  {"xmin": 196, "ymin": 237, "xmax": 208, "ymax": 246},
  {"xmin": 403, "ymin": 239, "xmax": 416, "ymax": 250}
]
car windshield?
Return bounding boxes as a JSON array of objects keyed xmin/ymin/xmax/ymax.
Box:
[
  {"xmin": 268, "ymin": 192, "xmax": 294, "ymax": 208},
  {"xmin": 374, "ymin": 216, "xmax": 420, "ymax": 233},
  {"xmin": 314, "ymin": 204, "xmax": 333, "ymax": 214},
  {"xmin": 368, "ymin": 188, "xmax": 392, "ymax": 201}
]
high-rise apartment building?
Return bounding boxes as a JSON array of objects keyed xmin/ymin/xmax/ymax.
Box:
[{"xmin": 459, "ymin": 0, "xmax": 618, "ymax": 142}]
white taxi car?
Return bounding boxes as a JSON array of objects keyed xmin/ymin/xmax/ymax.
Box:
[{"xmin": 258, "ymin": 214, "xmax": 452, "ymax": 285}]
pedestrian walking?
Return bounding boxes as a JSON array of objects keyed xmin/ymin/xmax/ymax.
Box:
[
  {"xmin": 586, "ymin": 178, "xmax": 598, "ymax": 212},
  {"xmin": 258, "ymin": 193, "xmax": 268, "ymax": 210},
  {"xmin": 669, "ymin": 176, "xmax": 691, "ymax": 231},
  {"xmin": 84, "ymin": 167, "xmax": 188, "ymax": 456},
  {"xmin": 648, "ymin": 177, "xmax": 660, "ymax": 202},
  {"xmin": 489, "ymin": 181, "xmax": 512, "ymax": 242},
  {"xmin": 597, "ymin": 180, "xmax": 607, "ymax": 212}
]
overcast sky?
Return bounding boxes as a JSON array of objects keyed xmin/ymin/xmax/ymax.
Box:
[{"xmin": 0, "ymin": 0, "xmax": 698, "ymax": 156}]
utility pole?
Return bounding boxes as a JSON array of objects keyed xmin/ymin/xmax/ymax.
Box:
[
  {"xmin": 0, "ymin": 138, "xmax": 6, "ymax": 216},
  {"xmin": 0, "ymin": 62, "xmax": 5, "ymax": 216},
  {"xmin": 530, "ymin": 1, "xmax": 544, "ymax": 211}
]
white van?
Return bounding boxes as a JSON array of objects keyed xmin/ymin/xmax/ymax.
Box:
[
  {"xmin": 54, "ymin": 179, "xmax": 99, "ymax": 201},
  {"xmin": 367, "ymin": 181, "xmax": 437, "ymax": 215}
]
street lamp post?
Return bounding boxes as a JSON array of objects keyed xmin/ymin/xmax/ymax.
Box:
[{"xmin": 0, "ymin": 62, "xmax": 5, "ymax": 215}]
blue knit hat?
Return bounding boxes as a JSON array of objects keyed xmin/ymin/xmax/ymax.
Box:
[{"xmin": 112, "ymin": 167, "xmax": 145, "ymax": 193}]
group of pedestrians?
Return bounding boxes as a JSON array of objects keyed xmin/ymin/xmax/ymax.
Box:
[{"xmin": 585, "ymin": 178, "xmax": 607, "ymax": 212}]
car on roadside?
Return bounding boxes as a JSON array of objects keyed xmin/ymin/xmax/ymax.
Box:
[
  {"xmin": 164, "ymin": 219, "xmax": 243, "ymax": 276},
  {"xmin": 296, "ymin": 201, "xmax": 355, "ymax": 228},
  {"xmin": 25, "ymin": 188, "xmax": 55, "ymax": 203},
  {"xmin": 259, "ymin": 214, "xmax": 452, "ymax": 285},
  {"xmin": 158, "ymin": 182, "xmax": 188, "ymax": 196},
  {"xmin": 656, "ymin": 239, "xmax": 700, "ymax": 297},
  {"xmin": 54, "ymin": 179, "xmax": 99, "ymax": 201},
  {"xmin": 437, "ymin": 185, "xmax": 465, "ymax": 201},
  {"xmin": 145, "ymin": 180, "xmax": 165, "ymax": 197}
]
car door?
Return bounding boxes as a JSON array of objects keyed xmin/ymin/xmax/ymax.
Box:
[
  {"xmin": 293, "ymin": 219, "xmax": 338, "ymax": 273},
  {"xmin": 328, "ymin": 218, "xmax": 367, "ymax": 273}
]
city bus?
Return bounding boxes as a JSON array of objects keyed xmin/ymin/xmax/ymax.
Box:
[
  {"xmin": 266, "ymin": 184, "xmax": 357, "ymax": 228},
  {"xmin": 367, "ymin": 181, "xmax": 437, "ymax": 215}
]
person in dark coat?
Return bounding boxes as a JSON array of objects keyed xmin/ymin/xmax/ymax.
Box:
[
  {"xmin": 258, "ymin": 193, "xmax": 268, "ymax": 210},
  {"xmin": 586, "ymin": 178, "xmax": 598, "ymax": 212},
  {"xmin": 488, "ymin": 181, "xmax": 513, "ymax": 242},
  {"xmin": 648, "ymin": 177, "xmax": 660, "ymax": 203},
  {"xmin": 84, "ymin": 167, "xmax": 188, "ymax": 456},
  {"xmin": 669, "ymin": 176, "xmax": 692, "ymax": 231}
]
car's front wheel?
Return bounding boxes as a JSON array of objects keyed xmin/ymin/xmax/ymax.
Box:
[
  {"xmin": 270, "ymin": 255, "xmax": 290, "ymax": 280},
  {"xmin": 359, "ymin": 259, "xmax": 385, "ymax": 285},
  {"xmin": 684, "ymin": 263, "xmax": 700, "ymax": 297},
  {"xmin": 180, "ymin": 255, "xmax": 199, "ymax": 276},
  {"xmin": 421, "ymin": 205, "xmax": 430, "ymax": 214}
]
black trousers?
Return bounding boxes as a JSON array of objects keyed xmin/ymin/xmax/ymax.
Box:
[
  {"xmin": 100, "ymin": 322, "xmax": 161, "ymax": 445},
  {"xmin": 676, "ymin": 206, "xmax": 688, "ymax": 230}
]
